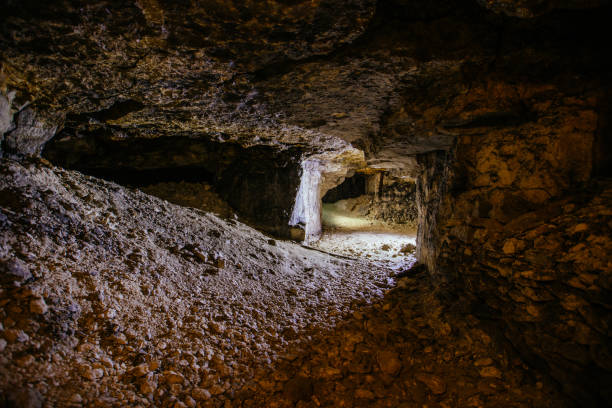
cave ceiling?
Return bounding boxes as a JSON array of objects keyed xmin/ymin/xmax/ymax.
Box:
[{"xmin": 1, "ymin": 0, "xmax": 610, "ymax": 174}]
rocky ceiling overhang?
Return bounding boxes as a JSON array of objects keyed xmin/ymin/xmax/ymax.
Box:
[{"xmin": 1, "ymin": 0, "xmax": 610, "ymax": 174}]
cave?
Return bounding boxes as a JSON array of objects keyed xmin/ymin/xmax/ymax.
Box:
[
  {"xmin": 317, "ymin": 171, "xmax": 418, "ymax": 263},
  {"xmin": 322, "ymin": 173, "xmax": 368, "ymax": 203},
  {"xmin": 1, "ymin": 1, "xmax": 611, "ymax": 407}
]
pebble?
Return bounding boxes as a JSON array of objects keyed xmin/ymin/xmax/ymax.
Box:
[
  {"xmin": 163, "ymin": 371, "xmax": 184, "ymax": 384},
  {"xmin": 377, "ymin": 350, "xmax": 402, "ymax": 376},
  {"xmin": 474, "ymin": 357, "xmax": 493, "ymax": 367},
  {"xmin": 192, "ymin": 387, "xmax": 212, "ymax": 400},
  {"xmin": 170, "ymin": 383, "xmax": 183, "ymax": 395},
  {"xmin": 82, "ymin": 367, "xmax": 104, "ymax": 380},
  {"xmin": 140, "ymin": 379, "xmax": 157, "ymax": 394},
  {"xmin": 209, "ymin": 384, "xmax": 225, "ymax": 395},
  {"xmin": 29, "ymin": 298, "xmax": 48, "ymax": 314},
  {"xmin": 77, "ymin": 342, "xmax": 95, "ymax": 353},
  {"xmin": 16, "ymin": 354, "xmax": 35, "ymax": 367},
  {"xmin": 99, "ymin": 355, "xmax": 114, "ymax": 368},
  {"xmin": 355, "ymin": 388, "xmax": 375, "ymax": 399},
  {"xmin": 209, "ymin": 322, "xmax": 225, "ymax": 335},
  {"xmin": 184, "ymin": 396, "xmax": 196, "ymax": 407},
  {"xmin": 131, "ymin": 363, "xmax": 149, "ymax": 377},
  {"xmin": 4, "ymin": 329, "xmax": 29, "ymax": 343},
  {"xmin": 479, "ymin": 366, "xmax": 502, "ymax": 378},
  {"xmin": 109, "ymin": 332, "xmax": 127, "ymax": 345},
  {"xmin": 415, "ymin": 373, "xmax": 446, "ymax": 395}
]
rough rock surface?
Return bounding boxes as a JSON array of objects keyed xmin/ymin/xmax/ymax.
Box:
[
  {"xmin": 419, "ymin": 158, "xmax": 612, "ymax": 404},
  {"xmin": 1, "ymin": 0, "xmax": 611, "ymax": 405},
  {"xmin": 0, "ymin": 158, "xmax": 570, "ymax": 407},
  {"xmin": 367, "ymin": 177, "xmax": 418, "ymax": 226},
  {"xmin": 0, "ymin": 158, "xmax": 394, "ymax": 406},
  {"xmin": 1, "ymin": 1, "xmax": 607, "ymax": 167},
  {"xmin": 233, "ymin": 267, "xmax": 569, "ymax": 407},
  {"xmin": 140, "ymin": 181, "xmax": 235, "ymax": 219}
]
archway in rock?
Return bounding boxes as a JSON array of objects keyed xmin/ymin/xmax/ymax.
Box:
[{"xmin": 314, "ymin": 170, "xmax": 417, "ymax": 266}]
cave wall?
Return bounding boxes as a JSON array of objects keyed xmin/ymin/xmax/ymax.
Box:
[
  {"xmin": 415, "ymin": 81, "xmax": 612, "ymax": 405},
  {"xmin": 367, "ymin": 174, "xmax": 417, "ymax": 225},
  {"xmin": 215, "ymin": 146, "xmax": 302, "ymax": 238}
]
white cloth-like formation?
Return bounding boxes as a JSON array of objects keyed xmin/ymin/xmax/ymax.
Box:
[{"xmin": 289, "ymin": 159, "xmax": 323, "ymax": 244}]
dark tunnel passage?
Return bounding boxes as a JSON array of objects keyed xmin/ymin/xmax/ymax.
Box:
[{"xmin": 42, "ymin": 134, "xmax": 304, "ymax": 237}]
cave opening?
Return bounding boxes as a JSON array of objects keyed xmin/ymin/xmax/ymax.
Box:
[{"xmin": 313, "ymin": 169, "xmax": 418, "ymax": 265}]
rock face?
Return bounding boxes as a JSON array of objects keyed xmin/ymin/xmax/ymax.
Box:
[
  {"xmin": 415, "ymin": 85, "xmax": 612, "ymax": 404},
  {"xmin": 367, "ymin": 175, "xmax": 417, "ymax": 225},
  {"xmin": 1, "ymin": 0, "xmax": 611, "ymax": 405},
  {"xmin": 419, "ymin": 158, "xmax": 612, "ymax": 404},
  {"xmin": 43, "ymin": 134, "xmax": 303, "ymax": 237}
]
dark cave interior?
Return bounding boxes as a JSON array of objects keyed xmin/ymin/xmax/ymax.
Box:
[{"xmin": 0, "ymin": 0, "xmax": 611, "ymax": 407}]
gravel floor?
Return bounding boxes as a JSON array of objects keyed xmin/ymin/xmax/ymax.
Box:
[
  {"xmin": 0, "ymin": 159, "xmax": 397, "ymax": 407},
  {"xmin": 0, "ymin": 158, "xmax": 568, "ymax": 407},
  {"xmin": 314, "ymin": 201, "xmax": 416, "ymax": 268}
]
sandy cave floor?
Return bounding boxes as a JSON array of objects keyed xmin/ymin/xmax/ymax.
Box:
[
  {"xmin": 0, "ymin": 159, "xmax": 569, "ymax": 407},
  {"xmin": 314, "ymin": 202, "xmax": 417, "ymax": 267}
]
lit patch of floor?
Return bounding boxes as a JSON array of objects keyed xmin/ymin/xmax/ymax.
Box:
[{"xmin": 314, "ymin": 202, "xmax": 417, "ymax": 269}]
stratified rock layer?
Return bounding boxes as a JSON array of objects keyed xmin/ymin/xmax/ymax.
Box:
[{"xmin": 417, "ymin": 139, "xmax": 612, "ymax": 405}]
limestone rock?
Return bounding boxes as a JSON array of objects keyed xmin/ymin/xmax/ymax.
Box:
[
  {"xmin": 140, "ymin": 379, "xmax": 157, "ymax": 394},
  {"xmin": 192, "ymin": 388, "xmax": 212, "ymax": 401},
  {"xmin": 355, "ymin": 388, "xmax": 375, "ymax": 399},
  {"xmin": 415, "ymin": 373, "xmax": 446, "ymax": 395},
  {"xmin": 377, "ymin": 350, "xmax": 402, "ymax": 376},
  {"xmin": 479, "ymin": 366, "xmax": 502, "ymax": 379},
  {"xmin": 163, "ymin": 371, "xmax": 185, "ymax": 385},
  {"xmin": 81, "ymin": 366, "xmax": 104, "ymax": 381},
  {"xmin": 29, "ymin": 298, "xmax": 47, "ymax": 314},
  {"xmin": 16, "ymin": 355, "xmax": 35, "ymax": 367},
  {"xmin": 70, "ymin": 394, "xmax": 83, "ymax": 404},
  {"xmin": 3, "ymin": 329, "xmax": 29, "ymax": 343},
  {"xmin": 130, "ymin": 363, "xmax": 149, "ymax": 377}
]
